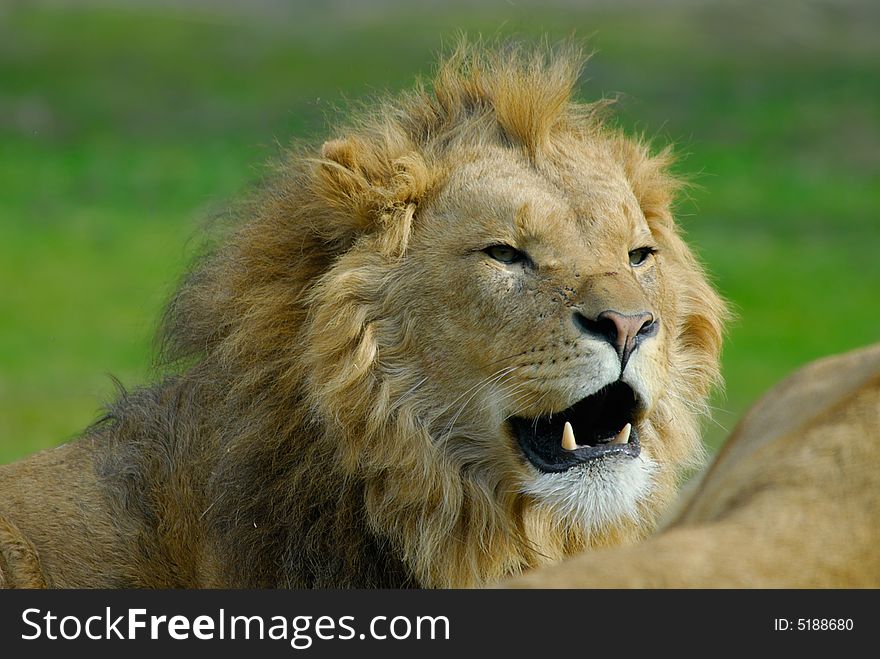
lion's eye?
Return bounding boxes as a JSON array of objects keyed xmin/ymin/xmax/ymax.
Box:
[
  {"xmin": 485, "ymin": 244, "xmax": 526, "ymax": 264},
  {"xmin": 628, "ymin": 247, "xmax": 656, "ymax": 267}
]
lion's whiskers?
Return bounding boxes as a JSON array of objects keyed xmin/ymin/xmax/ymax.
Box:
[
  {"xmin": 394, "ymin": 375, "xmax": 430, "ymax": 408},
  {"xmin": 665, "ymin": 389, "xmax": 729, "ymax": 434},
  {"xmin": 436, "ymin": 366, "xmax": 521, "ymax": 445}
]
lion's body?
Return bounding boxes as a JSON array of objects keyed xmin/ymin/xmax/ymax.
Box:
[
  {"xmin": 0, "ymin": 43, "xmax": 727, "ymax": 588},
  {"xmin": 503, "ymin": 343, "xmax": 880, "ymax": 588}
]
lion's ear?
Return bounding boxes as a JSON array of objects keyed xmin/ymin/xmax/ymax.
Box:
[
  {"xmin": 315, "ymin": 137, "xmax": 381, "ymax": 232},
  {"xmin": 315, "ymin": 136, "xmax": 431, "ymax": 256},
  {"xmin": 321, "ymin": 138, "xmax": 357, "ymax": 167},
  {"xmin": 610, "ymin": 137, "xmax": 684, "ymax": 230}
]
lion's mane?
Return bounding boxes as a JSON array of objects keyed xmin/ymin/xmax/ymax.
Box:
[{"xmin": 92, "ymin": 42, "xmax": 727, "ymax": 588}]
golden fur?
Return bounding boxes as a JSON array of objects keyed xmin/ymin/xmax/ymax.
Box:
[
  {"xmin": 502, "ymin": 343, "xmax": 880, "ymax": 588},
  {"xmin": 0, "ymin": 42, "xmax": 726, "ymax": 588}
]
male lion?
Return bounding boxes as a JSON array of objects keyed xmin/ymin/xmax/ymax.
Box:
[{"xmin": 0, "ymin": 44, "xmax": 726, "ymax": 588}]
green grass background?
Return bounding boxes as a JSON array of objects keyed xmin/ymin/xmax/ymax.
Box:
[{"xmin": 1, "ymin": 1, "xmax": 878, "ymax": 463}]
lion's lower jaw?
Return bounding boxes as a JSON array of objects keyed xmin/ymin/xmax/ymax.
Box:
[{"xmin": 521, "ymin": 453, "xmax": 659, "ymax": 540}]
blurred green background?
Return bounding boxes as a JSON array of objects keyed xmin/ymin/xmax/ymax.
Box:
[{"xmin": 1, "ymin": 0, "xmax": 878, "ymax": 463}]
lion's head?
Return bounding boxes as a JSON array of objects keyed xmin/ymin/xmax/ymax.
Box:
[{"xmin": 162, "ymin": 42, "xmax": 727, "ymax": 587}]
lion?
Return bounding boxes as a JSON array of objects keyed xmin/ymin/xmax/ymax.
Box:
[
  {"xmin": 501, "ymin": 343, "xmax": 880, "ymax": 588},
  {"xmin": 0, "ymin": 42, "xmax": 727, "ymax": 588}
]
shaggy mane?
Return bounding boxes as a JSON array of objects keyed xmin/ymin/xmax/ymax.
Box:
[{"xmin": 133, "ymin": 40, "xmax": 729, "ymax": 587}]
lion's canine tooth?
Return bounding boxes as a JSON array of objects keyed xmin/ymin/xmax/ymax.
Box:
[
  {"xmin": 611, "ymin": 423, "xmax": 632, "ymax": 445},
  {"xmin": 562, "ymin": 421, "xmax": 577, "ymax": 450}
]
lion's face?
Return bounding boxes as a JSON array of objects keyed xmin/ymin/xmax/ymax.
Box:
[
  {"xmin": 290, "ymin": 45, "xmax": 726, "ymax": 585},
  {"xmin": 388, "ymin": 144, "xmax": 674, "ymax": 534}
]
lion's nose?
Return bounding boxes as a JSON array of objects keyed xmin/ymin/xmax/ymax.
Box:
[{"xmin": 573, "ymin": 309, "xmax": 658, "ymax": 371}]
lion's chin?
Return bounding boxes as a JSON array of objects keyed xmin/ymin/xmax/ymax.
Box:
[
  {"xmin": 508, "ymin": 380, "xmax": 642, "ymax": 473},
  {"xmin": 521, "ymin": 451, "xmax": 658, "ymax": 535}
]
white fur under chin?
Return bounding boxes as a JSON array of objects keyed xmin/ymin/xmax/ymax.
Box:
[{"xmin": 522, "ymin": 454, "xmax": 657, "ymax": 536}]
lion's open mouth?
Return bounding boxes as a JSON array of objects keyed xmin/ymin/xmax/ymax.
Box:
[{"xmin": 508, "ymin": 381, "xmax": 641, "ymax": 473}]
